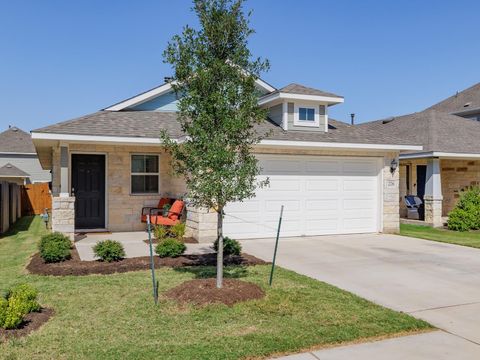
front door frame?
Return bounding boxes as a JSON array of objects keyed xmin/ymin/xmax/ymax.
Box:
[{"xmin": 70, "ymin": 151, "xmax": 108, "ymax": 231}]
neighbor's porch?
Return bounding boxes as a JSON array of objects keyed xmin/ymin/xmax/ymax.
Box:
[{"xmin": 399, "ymin": 157, "xmax": 480, "ymax": 227}]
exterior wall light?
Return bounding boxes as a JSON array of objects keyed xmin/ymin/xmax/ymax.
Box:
[{"xmin": 390, "ymin": 159, "xmax": 398, "ymax": 174}]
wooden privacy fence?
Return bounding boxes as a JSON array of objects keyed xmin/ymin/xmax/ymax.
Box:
[
  {"xmin": 0, "ymin": 181, "xmax": 22, "ymax": 234},
  {"xmin": 21, "ymin": 183, "xmax": 52, "ymax": 216}
]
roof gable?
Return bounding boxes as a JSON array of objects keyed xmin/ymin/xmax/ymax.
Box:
[
  {"xmin": 359, "ymin": 109, "xmax": 480, "ymax": 154},
  {"xmin": 105, "ymin": 77, "xmax": 276, "ymax": 112},
  {"xmin": 427, "ymin": 82, "xmax": 480, "ymax": 115},
  {"xmin": 0, "ymin": 127, "xmax": 36, "ymax": 154},
  {"xmin": 0, "ymin": 163, "xmax": 30, "ymax": 177}
]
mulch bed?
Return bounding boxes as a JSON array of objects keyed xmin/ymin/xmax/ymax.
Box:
[
  {"xmin": 143, "ymin": 237, "xmax": 198, "ymax": 245},
  {"xmin": 164, "ymin": 278, "xmax": 265, "ymax": 306},
  {"xmin": 26, "ymin": 249, "xmax": 267, "ymax": 276},
  {"xmin": 0, "ymin": 308, "xmax": 54, "ymax": 341}
]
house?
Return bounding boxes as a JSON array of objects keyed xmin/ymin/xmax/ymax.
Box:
[
  {"xmin": 359, "ymin": 83, "xmax": 480, "ymax": 227},
  {"xmin": 31, "ymin": 79, "xmax": 421, "ymax": 241},
  {"xmin": 0, "ymin": 126, "xmax": 51, "ymax": 185}
]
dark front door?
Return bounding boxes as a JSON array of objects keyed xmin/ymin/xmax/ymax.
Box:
[
  {"xmin": 416, "ymin": 165, "xmax": 427, "ymax": 199},
  {"xmin": 72, "ymin": 154, "xmax": 106, "ymax": 229}
]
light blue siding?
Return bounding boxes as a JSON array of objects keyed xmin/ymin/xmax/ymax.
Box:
[{"xmin": 128, "ymin": 91, "xmax": 179, "ymax": 111}]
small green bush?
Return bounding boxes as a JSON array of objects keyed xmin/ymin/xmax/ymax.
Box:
[
  {"xmin": 171, "ymin": 222, "xmax": 186, "ymax": 240},
  {"xmin": 7, "ymin": 284, "xmax": 40, "ymax": 313},
  {"xmin": 93, "ymin": 240, "xmax": 126, "ymax": 262},
  {"xmin": 153, "ymin": 225, "xmax": 168, "ymax": 240},
  {"xmin": 39, "ymin": 232, "xmax": 72, "ymax": 263},
  {"xmin": 213, "ymin": 237, "xmax": 242, "ymax": 256},
  {"xmin": 0, "ymin": 297, "xmax": 8, "ymax": 328},
  {"xmin": 447, "ymin": 187, "xmax": 480, "ymax": 231},
  {"xmin": 155, "ymin": 238, "xmax": 186, "ymax": 258},
  {"xmin": 1, "ymin": 284, "xmax": 41, "ymax": 329}
]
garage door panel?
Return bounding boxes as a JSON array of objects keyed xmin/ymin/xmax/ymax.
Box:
[
  {"xmin": 224, "ymin": 155, "xmax": 380, "ymax": 239},
  {"xmin": 305, "ymin": 178, "xmax": 340, "ymax": 191}
]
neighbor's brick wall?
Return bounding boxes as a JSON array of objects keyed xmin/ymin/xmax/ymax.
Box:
[
  {"xmin": 441, "ymin": 159, "xmax": 480, "ymax": 215},
  {"xmin": 51, "ymin": 144, "xmax": 187, "ymax": 232}
]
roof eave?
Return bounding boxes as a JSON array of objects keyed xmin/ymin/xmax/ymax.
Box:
[{"xmin": 258, "ymin": 92, "xmax": 344, "ymax": 106}]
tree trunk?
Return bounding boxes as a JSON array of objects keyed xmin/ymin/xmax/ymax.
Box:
[{"xmin": 216, "ymin": 206, "xmax": 224, "ymax": 288}]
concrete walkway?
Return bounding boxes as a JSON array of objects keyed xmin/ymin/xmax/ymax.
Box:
[
  {"xmin": 240, "ymin": 233, "xmax": 480, "ymax": 359},
  {"xmin": 75, "ymin": 231, "xmax": 213, "ymax": 261}
]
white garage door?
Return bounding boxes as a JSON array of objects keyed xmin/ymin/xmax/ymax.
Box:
[{"xmin": 224, "ymin": 155, "xmax": 381, "ymax": 239}]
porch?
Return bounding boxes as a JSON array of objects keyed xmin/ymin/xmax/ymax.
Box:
[
  {"xmin": 399, "ymin": 156, "xmax": 480, "ymax": 227},
  {"xmin": 74, "ymin": 231, "xmax": 214, "ymax": 261}
]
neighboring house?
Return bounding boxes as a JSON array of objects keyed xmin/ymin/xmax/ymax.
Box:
[
  {"xmin": 360, "ymin": 83, "xmax": 480, "ymax": 227},
  {"xmin": 0, "ymin": 126, "xmax": 51, "ymax": 184},
  {"xmin": 31, "ymin": 79, "xmax": 421, "ymax": 241}
]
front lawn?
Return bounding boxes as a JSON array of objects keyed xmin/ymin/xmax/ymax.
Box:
[
  {"xmin": 1, "ymin": 217, "xmax": 431, "ymax": 359},
  {"xmin": 400, "ymin": 223, "xmax": 480, "ymax": 249}
]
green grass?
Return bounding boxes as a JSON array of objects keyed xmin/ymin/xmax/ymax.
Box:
[
  {"xmin": 0, "ymin": 217, "xmax": 431, "ymax": 359},
  {"xmin": 400, "ymin": 223, "xmax": 480, "ymax": 249}
]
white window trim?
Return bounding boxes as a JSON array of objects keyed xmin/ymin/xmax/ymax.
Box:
[
  {"xmin": 294, "ymin": 103, "xmax": 320, "ymax": 127},
  {"xmin": 130, "ymin": 154, "xmax": 161, "ymax": 195}
]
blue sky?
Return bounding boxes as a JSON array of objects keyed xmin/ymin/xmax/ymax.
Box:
[{"xmin": 1, "ymin": 0, "xmax": 479, "ymax": 131}]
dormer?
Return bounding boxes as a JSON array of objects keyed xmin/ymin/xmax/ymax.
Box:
[{"xmin": 260, "ymin": 83, "xmax": 344, "ymax": 132}]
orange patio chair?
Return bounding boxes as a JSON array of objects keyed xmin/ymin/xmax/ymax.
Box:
[
  {"xmin": 150, "ymin": 199, "xmax": 185, "ymax": 226},
  {"xmin": 141, "ymin": 197, "xmax": 172, "ymax": 223}
]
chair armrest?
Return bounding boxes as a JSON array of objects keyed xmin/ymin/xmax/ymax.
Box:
[{"xmin": 142, "ymin": 207, "xmax": 153, "ymax": 215}]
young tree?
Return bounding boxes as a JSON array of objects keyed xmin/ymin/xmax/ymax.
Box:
[{"xmin": 162, "ymin": 0, "xmax": 269, "ymax": 288}]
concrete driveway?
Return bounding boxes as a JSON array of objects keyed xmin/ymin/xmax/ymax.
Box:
[{"xmin": 240, "ymin": 233, "xmax": 480, "ymax": 359}]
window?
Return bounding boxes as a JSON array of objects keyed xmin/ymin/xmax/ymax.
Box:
[
  {"xmin": 294, "ymin": 104, "xmax": 319, "ymax": 127},
  {"xmin": 131, "ymin": 155, "xmax": 159, "ymax": 194},
  {"xmin": 299, "ymin": 107, "xmax": 315, "ymax": 121}
]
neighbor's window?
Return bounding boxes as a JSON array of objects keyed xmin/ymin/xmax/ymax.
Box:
[
  {"xmin": 131, "ymin": 155, "xmax": 159, "ymax": 194},
  {"xmin": 299, "ymin": 107, "xmax": 315, "ymax": 121}
]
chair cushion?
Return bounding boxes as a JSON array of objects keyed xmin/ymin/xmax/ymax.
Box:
[
  {"xmin": 168, "ymin": 200, "xmax": 184, "ymax": 221},
  {"xmin": 150, "ymin": 216, "xmax": 179, "ymax": 226}
]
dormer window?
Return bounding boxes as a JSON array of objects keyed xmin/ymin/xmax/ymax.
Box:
[
  {"xmin": 294, "ymin": 104, "xmax": 319, "ymax": 127},
  {"xmin": 299, "ymin": 107, "xmax": 315, "ymax": 121}
]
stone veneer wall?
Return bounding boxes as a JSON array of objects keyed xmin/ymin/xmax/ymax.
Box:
[
  {"xmin": 51, "ymin": 144, "xmax": 187, "ymax": 232},
  {"xmin": 51, "ymin": 196, "xmax": 75, "ymax": 239},
  {"xmin": 399, "ymin": 159, "xmax": 480, "ymax": 217}
]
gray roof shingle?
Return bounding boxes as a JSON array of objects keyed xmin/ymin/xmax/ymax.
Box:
[
  {"xmin": 33, "ymin": 110, "xmax": 419, "ymax": 146},
  {"xmin": 427, "ymin": 82, "xmax": 480, "ymax": 115},
  {"xmin": 0, "ymin": 163, "xmax": 30, "ymax": 177},
  {"xmin": 264, "ymin": 83, "xmax": 343, "ymax": 99},
  {"xmin": 0, "ymin": 127, "xmax": 36, "ymax": 153},
  {"xmin": 358, "ymin": 109, "xmax": 480, "ymax": 154}
]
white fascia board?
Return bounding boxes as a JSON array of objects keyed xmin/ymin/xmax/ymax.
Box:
[
  {"xmin": 0, "ymin": 175, "xmax": 28, "ymax": 178},
  {"xmin": 0, "ymin": 151, "xmax": 37, "ymax": 155},
  {"xmin": 255, "ymin": 78, "xmax": 276, "ymax": 93},
  {"xmin": 259, "ymin": 140, "xmax": 423, "ymax": 151},
  {"xmin": 400, "ymin": 151, "xmax": 480, "ymax": 160},
  {"xmin": 31, "ymin": 132, "xmax": 164, "ymax": 145},
  {"xmin": 104, "ymin": 83, "xmax": 174, "ymax": 111},
  {"xmin": 258, "ymin": 92, "xmax": 344, "ymax": 106}
]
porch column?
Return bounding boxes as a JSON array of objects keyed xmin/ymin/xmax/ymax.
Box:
[
  {"xmin": 51, "ymin": 145, "xmax": 75, "ymax": 240},
  {"xmin": 424, "ymin": 158, "xmax": 443, "ymax": 227},
  {"xmin": 60, "ymin": 146, "xmax": 69, "ymax": 197}
]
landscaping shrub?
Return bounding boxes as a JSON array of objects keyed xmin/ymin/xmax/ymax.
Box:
[
  {"xmin": 448, "ymin": 187, "xmax": 480, "ymax": 231},
  {"xmin": 213, "ymin": 237, "xmax": 242, "ymax": 256},
  {"xmin": 0, "ymin": 297, "xmax": 7, "ymax": 328},
  {"xmin": 93, "ymin": 240, "xmax": 126, "ymax": 262},
  {"xmin": 1, "ymin": 284, "xmax": 41, "ymax": 329},
  {"xmin": 38, "ymin": 232, "xmax": 72, "ymax": 263},
  {"xmin": 153, "ymin": 225, "xmax": 168, "ymax": 240},
  {"xmin": 171, "ymin": 222, "xmax": 186, "ymax": 240},
  {"xmin": 6, "ymin": 284, "xmax": 40, "ymax": 313},
  {"xmin": 155, "ymin": 238, "xmax": 186, "ymax": 258}
]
